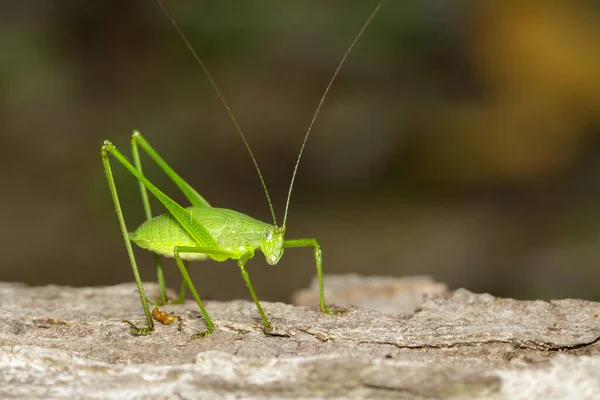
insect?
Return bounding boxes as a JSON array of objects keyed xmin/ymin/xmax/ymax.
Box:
[{"xmin": 101, "ymin": 0, "xmax": 385, "ymax": 336}]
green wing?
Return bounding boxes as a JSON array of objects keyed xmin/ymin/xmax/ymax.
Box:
[{"xmin": 188, "ymin": 207, "xmax": 271, "ymax": 249}]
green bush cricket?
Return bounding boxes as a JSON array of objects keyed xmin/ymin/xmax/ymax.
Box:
[{"xmin": 101, "ymin": 0, "xmax": 385, "ymax": 336}]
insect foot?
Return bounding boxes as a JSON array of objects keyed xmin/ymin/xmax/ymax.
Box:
[
  {"xmin": 263, "ymin": 324, "xmax": 274, "ymax": 335},
  {"xmin": 321, "ymin": 306, "xmax": 348, "ymax": 316},
  {"xmin": 151, "ymin": 307, "xmax": 180, "ymax": 325},
  {"xmin": 121, "ymin": 320, "xmax": 153, "ymax": 336},
  {"xmin": 191, "ymin": 327, "xmax": 215, "ymax": 339}
]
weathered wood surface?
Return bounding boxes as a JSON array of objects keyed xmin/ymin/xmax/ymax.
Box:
[{"xmin": 0, "ymin": 276, "xmax": 599, "ymax": 399}]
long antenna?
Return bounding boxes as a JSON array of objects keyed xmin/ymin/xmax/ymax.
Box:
[
  {"xmin": 282, "ymin": 0, "xmax": 385, "ymax": 227},
  {"xmin": 155, "ymin": 0, "xmax": 278, "ymax": 226}
]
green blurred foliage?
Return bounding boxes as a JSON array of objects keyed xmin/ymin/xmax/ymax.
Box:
[{"xmin": 1, "ymin": 0, "xmax": 599, "ymax": 302}]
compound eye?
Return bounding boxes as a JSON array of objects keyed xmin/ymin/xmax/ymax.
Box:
[{"xmin": 265, "ymin": 231, "xmax": 273, "ymax": 240}]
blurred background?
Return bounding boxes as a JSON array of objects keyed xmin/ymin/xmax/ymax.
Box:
[{"xmin": 1, "ymin": 0, "xmax": 599, "ymax": 303}]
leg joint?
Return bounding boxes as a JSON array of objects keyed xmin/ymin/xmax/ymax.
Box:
[
  {"xmin": 102, "ymin": 140, "xmax": 114, "ymax": 151},
  {"xmin": 131, "ymin": 130, "xmax": 145, "ymax": 145}
]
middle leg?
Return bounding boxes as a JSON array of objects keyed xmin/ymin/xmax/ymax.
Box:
[{"xmin": 173, "ymin": 246, "xmax": 234, "ymax": 336}]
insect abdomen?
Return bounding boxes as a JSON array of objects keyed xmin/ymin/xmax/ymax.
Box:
[{"xmin": 129, "ymin": 212, "xmax": 208, "ymax": 261}]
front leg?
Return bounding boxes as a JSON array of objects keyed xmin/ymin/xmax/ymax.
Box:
[{"xmin": 283, "ymin": 238, "xmax": 340, "ymax": 315}]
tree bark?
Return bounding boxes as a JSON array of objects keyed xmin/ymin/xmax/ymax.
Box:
[{"xmin": 0, "ymin": 276, "xmax": 599, "ymax": 399}]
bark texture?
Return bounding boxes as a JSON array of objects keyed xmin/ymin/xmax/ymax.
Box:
[{"xmin": 0, "ymin": 276, "xmax": 599, "ymax": 399}]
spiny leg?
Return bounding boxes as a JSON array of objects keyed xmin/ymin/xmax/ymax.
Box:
[
  {"xmin": 238, "ymin": 254, "xmax": 272, "ymax": 333},
  {"xmin": 174, "ymin": 263, "xmax": 188, "ymax": 304},
  {"xmin": 284, "ymin": 238, "xmax": 341, "ymax": 315},
  {"xmin": 101, "ymin": 145, "xmax": 154, "ymax": 335},
  {"xmin": 163, "ymin": 261, "xmax": 189, "ymax": 305},
  {"xmin": 173, "ymin": 247, "xmax": 234, "ymax": 337},
  {"xmin": 155, "ymin": 259, "xmax": 189, "ymax": 306},
  {"xmin": 173, "ymin": 248, "xmax": 213, "ymax": 336}
]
